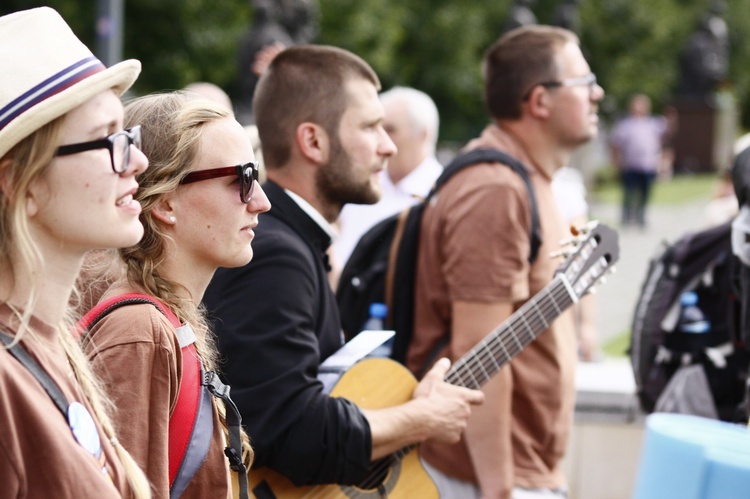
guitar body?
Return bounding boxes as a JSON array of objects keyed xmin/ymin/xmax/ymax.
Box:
[
  {"xmin": 247, "ymin": 224, "xmax": 620, "ymax": 498},
  {"xmin": 248, "ymin": 357, "xmax": 439, "ymax": 498}
]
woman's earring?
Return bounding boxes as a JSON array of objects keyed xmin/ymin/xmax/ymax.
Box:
[{"xmin": 169, "ymin": 216, "xmax": 176, "ymax": 223}]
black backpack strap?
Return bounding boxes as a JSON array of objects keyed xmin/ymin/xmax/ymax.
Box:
[
  {"xmin": 0, "ymin": 331, "xmax": 69, "ymax": 416},
  {"xmin": 413, "ymin": 148, "xmax": 543, "ymax": 375},
  {"xmin": 204, "ymin": 371, "xmax": 249, "ymax": 499},
  {"xmin": 430, "ymin": 148, "xmax": 542, "ymax": 263}
]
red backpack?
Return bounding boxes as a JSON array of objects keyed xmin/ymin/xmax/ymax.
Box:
[{"xmin": 78, "ymin": 293, "xmax": 248, "ymax": 498}]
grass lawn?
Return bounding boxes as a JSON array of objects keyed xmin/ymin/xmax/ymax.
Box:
[
  {"xmin": 590, "ymin": 171, "xmax": 718, "ymax": 206},
  {"xmin": 602, "ymin": 331, "xmax": 630, "ymax": 358}
]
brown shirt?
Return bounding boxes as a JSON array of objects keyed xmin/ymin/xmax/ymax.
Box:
[
  {"xmin": 85, "ymin": 302, "xmax": 232, "ymax": 499},
  {"xmin": 0, "ymin": 304, "xmax": 130, "ymax": 498},
  {"xmin": 407, "ymin": 124, "xmax": 577, "ymax": 488}
]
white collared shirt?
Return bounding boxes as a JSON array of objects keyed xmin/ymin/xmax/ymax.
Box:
[
  {"xmin": 333, "ymin": 155, "xmax": 443, "ymax": 267},
  {"xmin": 284, "ymin": 188, "xmax": 338, "ymax": 241}
]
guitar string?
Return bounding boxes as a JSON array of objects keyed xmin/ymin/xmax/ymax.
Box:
[
  {"xmin": 447, "ymin": 280, "xmax": 575, "ymax": 388},
  {"xmin": 447, "ymin": 254, "xmax": 607, "ymax": 388},
  {"xmin": 345, "ymin": 280, "xmax": 577, "ymax": 493},
  {"xmin": 343, "ymin": 279, "xmax": 578, "ymax": 493},
  {"xmin": 304, "ymin": 256, "xmax": 606, "ymax": 495}
]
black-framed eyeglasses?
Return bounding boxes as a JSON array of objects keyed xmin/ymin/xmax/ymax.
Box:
[
  {"xmin": 523, "ymin": 73, "xmax": 598, "ymax": 101},
  {"xmin": 55, "ymin": 126, "xmax": 142, "ymax": 174},
  {"xmin": 179, "ymin": 161, "xmax": 259, "ymax": 203}
]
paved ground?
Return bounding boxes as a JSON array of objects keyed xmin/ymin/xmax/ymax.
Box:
[{"xmin": 587, "ymin": 196, "xmax": 714, "ymax": 349}]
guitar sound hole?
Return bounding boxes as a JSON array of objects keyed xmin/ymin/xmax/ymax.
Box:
[{"xmin": 358, "ymin": 454, "xmax": 397, "ymax": 490}]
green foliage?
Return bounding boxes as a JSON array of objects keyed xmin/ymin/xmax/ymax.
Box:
[
  {"xmin": 4, "ymin": 0, "xmax": 750, "ymax": 141},
  {"xmin": 0, "ymin": 0, "xmax": 251, "ymax": 98},
  {"xmin": 122, "ymin": 0, "xmax": 251, "ymax": 95},
  {"xmin": 318, "ymin": 0, "xmax": 513, "ymax": 141}
]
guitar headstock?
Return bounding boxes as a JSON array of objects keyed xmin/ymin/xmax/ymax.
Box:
[{"xmin": 553, "ymin": 221, "xmax": 619, "ymax": 299}]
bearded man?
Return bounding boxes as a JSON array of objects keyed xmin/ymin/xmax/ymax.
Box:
[{"xmin": 203, "ymin": 45, "xmax": 483, "ymax": 488}]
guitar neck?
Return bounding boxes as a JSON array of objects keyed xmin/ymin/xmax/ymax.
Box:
[{"xmin": 445, "ymin": 275, "xmax": 575, "ymax": 389}]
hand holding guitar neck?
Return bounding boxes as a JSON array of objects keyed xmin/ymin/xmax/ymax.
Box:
[
  {"xmin": 247, "ymin": 222, "xmax": 619, "ymax": 498},
  {"xmin": 409, "ymin": 357, "xmax": 486, "ymax": 444}
]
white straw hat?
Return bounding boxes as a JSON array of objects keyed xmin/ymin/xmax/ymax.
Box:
[{"xmin": 0, "ymin": 7, "xmax": 141, "ymax": 160}]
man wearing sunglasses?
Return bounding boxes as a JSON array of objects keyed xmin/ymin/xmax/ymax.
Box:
[
  {"xmin": 204, "ymin": 45, "xmax": 484, "ymax": 489},
  {"xmin": 405, "ymin": 25, "xmax": 604, "ymax": 499}
]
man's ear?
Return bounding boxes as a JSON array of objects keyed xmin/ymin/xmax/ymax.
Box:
[
  {"xmin": 151, "ymin": 195, "xmax": 177, "ymax": 226},
  {"xmin": 295, "ymin": 122, "xmax": 330, "ymax": 164},
  {"xmin": 525, "ymin": 86, "xmax": 552, "ymax": 120}
]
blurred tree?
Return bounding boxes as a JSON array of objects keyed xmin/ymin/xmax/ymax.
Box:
[
  {"xmin": 0, "ymin": 0, "xmax": 250, "ymax": 100},
  {"xmin": 318, "ymin": 0, "xmax": 513, "ymax": 141},
  {"xmin": 3, "ymin": 0, "xmax": 750, "ymax": 141}
]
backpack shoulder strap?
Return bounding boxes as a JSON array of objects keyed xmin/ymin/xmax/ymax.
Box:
[
  {"xmin": 431, "ymin": 148, "xmax": 542, "ymax": 263},
  {"xmin": 77, "ymin": 294, "xmax": 210, "ymax": 496},
  {"xmin": 0, "ymin": 331, "xmax": 69, "ymax": 416},
  {"xmin": 77, "ymin": 294, "xmax": 248, "ymax": 499},
  {"xmin": 78, "ymin": 292, "xmax": 181, "ymax": 336}
]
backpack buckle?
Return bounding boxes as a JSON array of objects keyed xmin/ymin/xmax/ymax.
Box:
[
  {"xmin": 203, "ymin": 370, "xmax": 230, "ymax": 399},
  {"xmin": 224, "ymin": 446, "xmax": 245, "ymax": 472}
]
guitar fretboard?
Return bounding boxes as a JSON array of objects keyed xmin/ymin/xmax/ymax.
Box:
[{"xmin": 445, "ymin": 276, "xmax": 576, "ymax": 389}]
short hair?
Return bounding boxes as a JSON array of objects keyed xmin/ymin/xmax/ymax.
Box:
[
  {"xmin": 483, "ymin": 25, "xmax": 579, "ymax": 120},
  {"xmin": 253, "ymin": 45, "xmax": 380, "ymax": 168},
  {"xmin": 380, "ymin": 86, "xmax": 440, "ymax": 155}
]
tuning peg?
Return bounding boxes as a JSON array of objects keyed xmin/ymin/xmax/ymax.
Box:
[
  {"xmin": 598, "ymin": 276, "xmax": 607, "ymax": 285},
  {"xmin": 572, "ymin": 222, "xmax": 597, "ymax": 236},
  {"xmin": 587, "ymin": 286, "xmax": 598, "ymax": 295},
  {"xmin": 549, "ymin": 249, "xmax": 571, "ymax": 259},
  {"xmin": 607, "ymin": 266, "xmax": 617, "ymax": 275},
  {"xmin": 558, "ymin": 236, "xmax": 581, "ymax": 247}
]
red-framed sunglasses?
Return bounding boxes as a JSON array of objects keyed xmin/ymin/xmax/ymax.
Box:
[{"xmin": 179, "ymin": 161, "xmax": 259, "ymax": 203}]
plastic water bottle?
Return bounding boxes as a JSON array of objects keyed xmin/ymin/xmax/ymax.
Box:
[
  {"xmin": 362, "ymin": 302, "xmax": 388, "ymax": 331},
  {"xmin": 678, "ymin": 291, "xmax": 710, "ymax": 334},
  {"xmin": 363, "ymin": 303, "xmax": 392, "ymax": 358}
]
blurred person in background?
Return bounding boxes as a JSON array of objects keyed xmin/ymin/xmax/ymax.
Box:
[
  {"xmin": 610, "ymin": 94, "xmax": 668, "ymax": 229},
  {"xmin": 332, "ymin": 86, "xmax": 442, "ymax": 283}
]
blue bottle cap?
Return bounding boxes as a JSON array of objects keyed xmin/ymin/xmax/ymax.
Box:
[
  {"xmin": 680, "ymin": 291, "xmax": 698, "ymax": 307},
  {"xmin": 369, "ymin": 302, "xmax": 388, "ymax": 319}
]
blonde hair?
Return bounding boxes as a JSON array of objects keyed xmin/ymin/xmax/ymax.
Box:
[
  {"xmin": 122, "ymin": 91, "xmax": 253, "ymax": 466},
  {"xmin": 0, "ymin": 118, "xmax": 151, "ymax": 498}
]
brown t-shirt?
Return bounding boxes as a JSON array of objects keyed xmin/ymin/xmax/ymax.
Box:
[
  {"xmin": 0, "ymin": 305, "xmax": 130, "ymax": 498},
  {"xmin": 85, "ymin": 301, "xmax": 232, "ymax": 499},
  {"xmin": 407, "ymin": 124, "xmax": 577, "ymax": 488}
]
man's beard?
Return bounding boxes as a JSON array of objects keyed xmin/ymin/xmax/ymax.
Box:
[{"xmin": 316, "ymin": 134, "xmax": 381, "ymax": 207}]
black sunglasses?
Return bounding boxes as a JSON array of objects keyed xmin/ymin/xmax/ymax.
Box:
[
  {"xmin": 55, "ymin": 126, "xmax": 142, "ymax": 174},
  {"xmin": 179, "ymin": 161, "xmax": 259, "ymax": 203}
]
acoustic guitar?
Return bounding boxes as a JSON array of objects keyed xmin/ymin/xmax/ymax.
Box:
[{"xmin": 249, "ymin": 222, "xmax": 619, "ymax": 498}]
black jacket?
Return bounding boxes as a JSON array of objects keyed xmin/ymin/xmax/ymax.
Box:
[{"xmin": 203, "ymin": 180, "xmax": 372, "ymax": 486}]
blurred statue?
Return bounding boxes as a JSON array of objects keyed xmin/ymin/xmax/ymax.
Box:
[
  {"xmin": 279, "ymin": 0, "xmax": 318, "ymax": 44},
  {"xmin": 677, "ymin": 0, "xmax": 729, "ymax": 99},
  {"xmin": 552, "ymin": 0, "xmax": 582, "ymax": 35},
  {"xmin": 237, "ymin": 0, "xmax": 318, "ymax": 124},
  {"xmin": 504, "ymin": 0, "xmax": 537, "ymax": 32}
]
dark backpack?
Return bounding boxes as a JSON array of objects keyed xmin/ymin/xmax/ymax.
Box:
[
  {"xmin": 336, "ymin": 148, "xmax": 541, "ymax": 364},
  {"xmin": 630, "ymin": 220, "xmax": 749, "ymax": 421}
]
